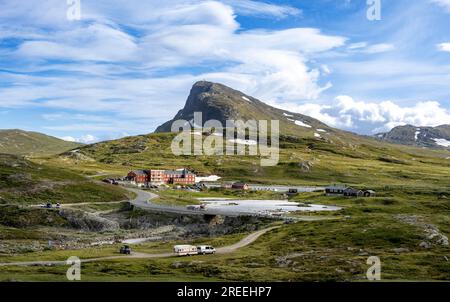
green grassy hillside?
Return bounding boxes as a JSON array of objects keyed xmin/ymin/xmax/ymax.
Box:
[
  {"xmin": 0, "ymin": 129, "xmax": 81, "ymax": 156},
  {"xmin": 48, "ymin": 131, "xmax": 450, "ymax": 190},
  {"xmin": 0, "ymin": 153, "xmax": 129, "ymax": 205}
]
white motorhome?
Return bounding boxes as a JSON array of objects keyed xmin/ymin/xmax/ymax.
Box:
[
  {"xmin": 173, "ymin": 245, "xmax": 198, "ymax": 256},
  {"xmin": 197, "ymin": 245, "xmax": 216, "ymax": 255}
]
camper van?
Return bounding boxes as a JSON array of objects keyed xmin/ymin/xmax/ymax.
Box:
[{"xmin": 173, "ymin": 245, "xmax": 198, "ymax": 256}]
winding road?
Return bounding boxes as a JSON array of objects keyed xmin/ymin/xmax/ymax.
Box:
[
  {"xmin": 126, "ymin": 187, "xmax": 262, "ymax": 217},
  {"xmin": 126, "ymin": 187, "xmax": 338, "ymax": 221},
  {"xmin": 0, "ymin": 226, "xmax": 279, "ymax": 267}
]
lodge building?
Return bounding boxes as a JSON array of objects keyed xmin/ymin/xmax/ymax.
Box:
[{"xmin": 127, "ymin": 168, "xmax": 196, "ymax": 186}]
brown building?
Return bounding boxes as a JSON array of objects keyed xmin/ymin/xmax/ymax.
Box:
[
  {"xmin": 127, "ymin": 168, "xmax": 196, "ymax": 186},
  {"xmin": 148, "ymin": 170, "xmax": 165, "ymax": 185},
  {"xmin": 127, "ymin": 170, "xmax": 148, "ymax": 185},
  {"xmin": 163, "ymin": 169, "xmax": 196, "ymax": 185}
]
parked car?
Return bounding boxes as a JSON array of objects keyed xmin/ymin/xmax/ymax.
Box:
[
  {"xmin": 56, "ymin": 203, "xmax": 61, "ymax": 209},
  {"xmin": 197, "ymin": 245, "xmax": 216, "ymax": 255},
  {"xmin": 119, "ymin": 245, "xmax": 132, "ymax": 255},
  {"xmin": 186, "ymin": 204, "xmax": 206, "ymax": 211},
  {"xmin": 46, "ymin": 203, "xmax": 52, "ymax": 209},
  {"xmin": 174, "ymin": 245, "xmax": 198, "ymax": 256}
]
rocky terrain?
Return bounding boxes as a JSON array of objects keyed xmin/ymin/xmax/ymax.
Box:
[{"xmin": 376, "ymin": 124, "xmax": 450, "ymax": 149}]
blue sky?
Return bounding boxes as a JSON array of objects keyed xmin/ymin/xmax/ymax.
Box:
[{"xmin": 0, "ymin": 0, "xmax": 449, "ymax": 143}]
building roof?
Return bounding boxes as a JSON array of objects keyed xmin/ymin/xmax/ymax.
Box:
[
  {"xmin": 129, "ymin": 170, "xmax": 147, "ymax": 176},
  {"xmin": 165, "ymin": 168, "xmax": 194, "ymax": 176}
]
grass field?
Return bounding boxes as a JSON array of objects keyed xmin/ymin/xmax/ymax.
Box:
[
  {"xmin": 1, "ymin": 184, "xmax": 449, "ymax": 282},
  {"xmin": 1, "ymin": 213, "xmax": 449, "ymax": 282},
  {"xmin": 0, "ymin": 154, "xmax": 130, "ymax": 205},
  {"xmin": 0, "ymin": 130, "xmax": 449, "ymax": 282}
]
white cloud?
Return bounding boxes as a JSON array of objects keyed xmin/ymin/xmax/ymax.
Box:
[
  {"xmin": 430, "ymin": 0, "xmax": 450, "ymax": 11},
  {"xmin": 222, "ymin": 0, "xmax": 301, "ymax": 18},
  {"xmin": 0, "ymin": 0, "xmax": 346, "ymax": 123},
  {"xmin": 60, "ymin": 134, "xmax": 98, "ymax": 143},
  {"xmin": 363, "ymin": 43, "xmax": 395, "ymax": 54},
  {"xmin": 60, "ymin": 136, "xmax": 76, "ymax": 142},
  {"xmin": 437, "ymin": 42, "xmax": 450, "ymax": 52},
  {"xmin": 17, "ymin": 23, "xmax": 139, "ymax": 62},
  {"xmin": 271, "ymin": 96, "xmax": 450, "ymax": 134},
  {"xmin": 347, "ymin": 42, "xmax": 395, "ymax": 54},
  {"xmin": 78, "ymin": 134, "xmax": 98, "ymax": 144}
]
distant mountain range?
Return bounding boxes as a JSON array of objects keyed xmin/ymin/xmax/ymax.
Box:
[
  {"xmin": 0, "ymin": 129, "xmax": 82, "ymax": 156},
  {"xmin": 376, "ymin": 125, "xmax": 450, "ymax": 149}
]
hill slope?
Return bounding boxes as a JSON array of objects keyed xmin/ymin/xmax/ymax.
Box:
[
  {"xmin": 0, "ymin": 129, "xmax": 81, "ymax": 156},
  {"xmin": 376, "ymin": 125, "xmax": 450, "ymax": 149},
  {"xmin": 0, "ymin": 153, "xmax": 128, "ymax": 205}
]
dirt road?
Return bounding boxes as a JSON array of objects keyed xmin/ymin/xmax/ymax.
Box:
[{"xmin": 0, "ymin": 226, "xmax": 279, "ymax": 267}]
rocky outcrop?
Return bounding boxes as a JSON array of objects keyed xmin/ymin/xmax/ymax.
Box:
[
  {"xmin": 59, "ymin": 209, "xmax": 120, "ymax": 232},
  {"xmin": 396, "ymin": 215, "xmax": 449, "ymax": 248},
  {"xmin": 376, "ymin": 124, "xmax": 450, "ymax": 149}
]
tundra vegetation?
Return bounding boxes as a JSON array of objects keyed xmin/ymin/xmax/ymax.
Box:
[
  {"xmin": 0, "ymin": 129, "xmax": 449, "ymax": 281},
  {"xmin": 0, "ymin": 82, "xmax": 449, "ymax": 281}
]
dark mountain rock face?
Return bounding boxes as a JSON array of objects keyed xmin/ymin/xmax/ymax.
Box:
[
  {"xmin": 155, "ymin": 81, "xmax": 329, "ymax": 135},
  {"xmin": 376, "ymin": 125, "xmax": 450, "ymax": 148}
]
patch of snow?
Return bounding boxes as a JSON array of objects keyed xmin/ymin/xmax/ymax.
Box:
[
  {"xmin": 294, "ymin": 120, "xmax": 312, "ymax": 128},
  {"xmin": 414, "ymin": 131, "xmax": 420, "ymax": 141},
  {"xmin": 317, "ymin": 129, "xmax": 327, "ymax": 133},
  {"xmin": 242, "ymin": 96, "xmax": 251, "ymax": 102},
  {"xmin": 195, "ymin": 175, "xmax": 222, "ymax": 183},
  {"xmin": 314, "ymin": 133, "xmax": 321, "ymax": 138},
  {"xmin": 283, "ymin": 113, "xmax": 294, "ymax": 117},
  {"xmin": 228, "ymin": 138, "xmax": 258, "ymax": 146},
  {"xmin": 433, "ymin": 138, "xmax": 450, "ymax": 147}
]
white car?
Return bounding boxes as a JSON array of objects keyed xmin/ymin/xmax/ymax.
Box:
[{"xmin": 197, "ymin": 245, "xmax": 216, "ymax": 255}]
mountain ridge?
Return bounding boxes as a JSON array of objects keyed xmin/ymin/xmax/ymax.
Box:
[
  {"xmin": 0, "ymin": 129, "xmax": 82, "ymax": 156},
  {"xmin": 155, "ymin": 81, "xmax": 332, "ymax": 137},
  {"xmin": 376, "ymin": 124, "xmax": 450, "ymax": 149}
]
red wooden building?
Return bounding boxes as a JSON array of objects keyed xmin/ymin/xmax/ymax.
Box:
[{"xmin": 127, "ymin": 168, "xmax": 196, "ymax": 186}]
